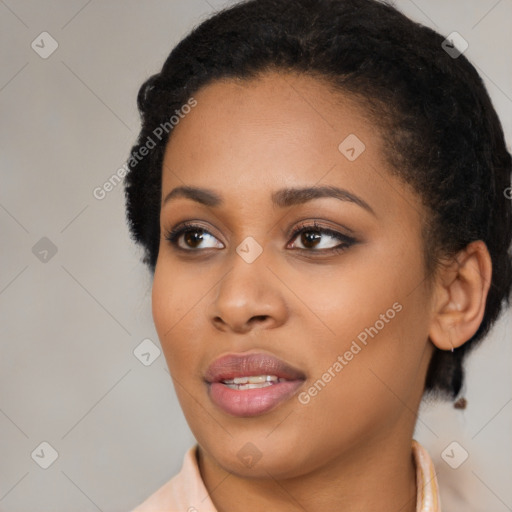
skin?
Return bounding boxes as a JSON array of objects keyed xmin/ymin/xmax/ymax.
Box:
[{"xmin": 151, "ymin": 70, "xmax": 492, "ymax": 512}]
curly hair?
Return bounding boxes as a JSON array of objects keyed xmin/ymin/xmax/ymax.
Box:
[{"xmin": 124, "ymin": 0, "xmax": 512, "ymax": 401}]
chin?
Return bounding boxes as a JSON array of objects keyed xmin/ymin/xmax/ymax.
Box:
[{"xmin": 202, "ymin": 435, "xmax": 312, "ymax": 480}]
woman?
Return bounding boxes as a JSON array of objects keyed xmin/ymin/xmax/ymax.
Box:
[{"xmin": 124, "ymin": 0, "xmax": 511, "ymax": 510}]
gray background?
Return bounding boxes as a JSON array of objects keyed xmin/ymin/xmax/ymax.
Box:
[{"xmin": 0, "ymin": 1, "xmax": 511, "ymax": 511}]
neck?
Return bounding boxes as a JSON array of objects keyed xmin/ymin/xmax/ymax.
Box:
[{"xmin": 198, "ymin": 428, "xmax": 418, "ymax": 512}]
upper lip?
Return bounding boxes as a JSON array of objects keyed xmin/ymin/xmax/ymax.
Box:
[{"xmin": 204, "ymin": 352, "xmax": 306, "ymax": 383}]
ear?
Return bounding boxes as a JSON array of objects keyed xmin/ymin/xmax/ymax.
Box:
[{"xmin": 428, "ymin": 240, "xmax": 492, "ymax": 351}]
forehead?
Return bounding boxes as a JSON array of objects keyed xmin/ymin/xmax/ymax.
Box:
[
  {"xmin": 165, "ymin": 71, "xmax": 372, "ymax": 166},
  {"xmin": 160, "ymin": 71, "xmax": 419, "ymax": 222}
]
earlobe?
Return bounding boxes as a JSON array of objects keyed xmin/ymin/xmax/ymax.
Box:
[{"xmin": 428, "ymin": 240, "xmax": 492, "ymax": 352}]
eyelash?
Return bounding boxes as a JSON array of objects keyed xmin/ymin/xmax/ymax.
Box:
[{"xmin": 163, "ymin": 220, "xmax": 356, "ymax": 256}]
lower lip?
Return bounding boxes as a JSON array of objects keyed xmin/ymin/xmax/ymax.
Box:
[{"xmin": 208, "ymin": 380, "xmax": 304, "ymax": 417}]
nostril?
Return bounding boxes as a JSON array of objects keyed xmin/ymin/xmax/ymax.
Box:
[{"xmin": 252, "ymin": 315, "xmax": 269, "ymax": 322}]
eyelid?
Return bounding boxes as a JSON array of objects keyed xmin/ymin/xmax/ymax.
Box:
[
  {"xmin": 286, "ymin": 220, "xmax": 356, "ymax": 250},
  {"xmin": 284, "ymin": 218, "xmax": 355, "ymax": 239},
  {"xmin": 164, "ymin": 219, "xmax": 357, "ymax": 253},
  {"xmin": 164, "ymin": 220, "xmax": 225, "ymax": 250}
]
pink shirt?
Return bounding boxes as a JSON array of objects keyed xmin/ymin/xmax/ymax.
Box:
[{"xmin": 132, "ymin": 439, "xmax": 441, "ymax": 511}]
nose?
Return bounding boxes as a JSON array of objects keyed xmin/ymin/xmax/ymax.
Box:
[{"xmin": 206, "ymin": 249, "xmax": 288, "ymax": 334}]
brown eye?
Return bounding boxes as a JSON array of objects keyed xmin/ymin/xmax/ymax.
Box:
[
  {"xmin": 164, "ymin": 222, "xmax": 223, "ymax": 251},
  {"xmin": 288, "ymin": 222, "xmax": 356, "ymax": 254},
  {"xmin": 164, "ymin": 220, "xmax": 356, "ymax": 255},
  {"xmin": 183, "ymin": 229, "xmax": 206, "ymax": 248},
  {"xmin": 298, "ymin": 230, "xmax": 322, "ymax": 249}
]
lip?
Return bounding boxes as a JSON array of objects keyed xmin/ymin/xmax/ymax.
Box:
[
  {"xmin": 205, "ymin": 352, "xmax": 306, "ymax": 383},
  {"xmin": 204, "ymin": 352, "xmax": 306, "ymax": 417}
]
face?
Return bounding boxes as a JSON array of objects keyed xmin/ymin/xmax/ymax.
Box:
[{"xmin": 152, "ymin": 70, "xmax": 436, "ymax": 479}]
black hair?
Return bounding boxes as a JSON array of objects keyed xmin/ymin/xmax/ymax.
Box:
[{"xmin": 124, "ymin": 0, "xmax": 512, "ymax": 401}]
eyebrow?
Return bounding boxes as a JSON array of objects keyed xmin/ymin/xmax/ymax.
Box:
[{"xmin": 162, "ymin": 185, "xmax": 376, "ymax": 216}]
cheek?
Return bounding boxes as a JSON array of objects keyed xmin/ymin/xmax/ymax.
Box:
[
  {"xmin": 151, "ymin": 263, "xmax": 204, "ymax": 373},
  {"xmin": 151, "ymin": 264, "xmax": 176, "ymax": 344},
  {"xmin": 293, "ymin": 306, "xmax": 430, "ymax": 456},
  {"xmin": 152, "ymin": 270, "xmax": 210, "ymax": 425},
  {"xmin": 291, "ymin": 236, "xmax": 424, "ymax": 344},
  {"xmin": 294, "ymin": 239, "xmax": 430, "ymax": 405}
]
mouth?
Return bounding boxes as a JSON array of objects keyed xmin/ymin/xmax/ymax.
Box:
[
  {"xmin": 204, "ymin": 352, "xmax": 306, "ymax": 417},
  {"xmin": 220, "ymin": 374, "xmax": 289, "ymax": 390}
]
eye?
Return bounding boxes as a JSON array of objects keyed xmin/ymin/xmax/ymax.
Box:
[
  {"xmin": 287, "ymin": 221, "xmax": 356, "ymax": 255},
  {"xmin": 163, "ymin": 220, "xmax": 356, "ymax": 255},
  {"xmin": 163, "ymin": 221, "xmax": 224, "ymax": 251}
]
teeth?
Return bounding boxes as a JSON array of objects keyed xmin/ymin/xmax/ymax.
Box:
[
  {"xmin": 224, "ymin": 375, "xmax": 279, "ymax": 385},
  {"xmin": 221, "ymin": 375, "xmax": 288, "ymax": 389},
  {"xmin": 225, "ymin": 382, "xmax": 274, "ymax": 390}
]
